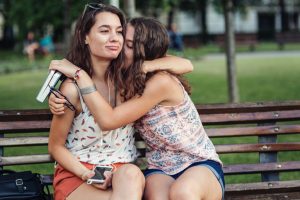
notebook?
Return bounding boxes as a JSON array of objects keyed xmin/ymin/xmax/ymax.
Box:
[{"xmin": 36, "ymin": 70, "xmax": 62, "ymax": 102}]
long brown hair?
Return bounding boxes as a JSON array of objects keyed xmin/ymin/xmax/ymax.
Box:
[
  {"xmin": 66, "ymin": 3, "xmax": 126, "ymax": 81},
  {"xmin": 118, "ymin": 17, "xmax": 190, "ymax": 100}
]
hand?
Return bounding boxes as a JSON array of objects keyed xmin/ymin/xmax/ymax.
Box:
[
  {"xmin": 92, "ymin": 171, "xmax": 113, "ymax": 190},
  {"xmin": 48, "ymin": 93, "xmax": 66, "ymax": 115},
  {"xmin": 48, "ymin": 58, "xmax": 79, "ymax": 78},
  {"xmin": 142, "ymin": 61, "xmax": 150, "ymax": 74}
]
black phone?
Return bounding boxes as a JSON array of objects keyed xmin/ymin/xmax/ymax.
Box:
[{"xmin": 87, "ymin": 166, "xmax": 113, "ymax": 184}]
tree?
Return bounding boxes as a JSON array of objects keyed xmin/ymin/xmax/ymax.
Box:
[{"xmin": 123, "ymin": 0, "xmax": 136, "ymax": 18}]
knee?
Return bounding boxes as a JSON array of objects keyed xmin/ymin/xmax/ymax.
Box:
[
  {"xmin": 169, "ymin": 183, "xmax": 202, "ymax": 200},
  {"xmin": 118, "ymin": 164, "xmax": 145, "ymax": 185}
]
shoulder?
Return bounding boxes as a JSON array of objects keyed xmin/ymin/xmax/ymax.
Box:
[
  {"xmin": 144, "ymin": 72, "xmax": 177, "ymax": 95},
  {"xmin": 59, "ymin": 78, "xmax": 80, "ymax": 106},
  {"xmin": 147, "ymin": 72, "xmax": 176, "ymax": 88}
]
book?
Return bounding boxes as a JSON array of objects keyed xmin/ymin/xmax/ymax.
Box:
[{"xmin": 36, "ymin": 70, "xmax": 62, "ymax": 102}]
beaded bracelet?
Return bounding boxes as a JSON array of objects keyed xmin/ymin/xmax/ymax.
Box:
[
  {"xmin": 80, "ymin": 85, "xmax": 97, "ymax": 95},
  {"xmin": 73, "ymin": 69, "xmax": 82, "ymax": 81}
]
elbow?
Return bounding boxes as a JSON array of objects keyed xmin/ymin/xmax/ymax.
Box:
[
  {"xmin": 185, "ymin": 59, "xmax": 194, "ymax": 73},
  {"xmin": 98, "ymin": 119, "xmax": 117, "ymax": 131}
]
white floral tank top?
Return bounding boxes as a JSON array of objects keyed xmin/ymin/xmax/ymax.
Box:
[{"xmin": 66, "ymin": 85, "xmax": 138, "ymax": 165}]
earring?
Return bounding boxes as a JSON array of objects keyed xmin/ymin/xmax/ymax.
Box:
[{"xmin": 85, "ymin": 40, "xmax": 88, "ymax": 44}]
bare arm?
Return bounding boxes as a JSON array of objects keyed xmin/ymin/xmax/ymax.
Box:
[
  {"xmin": 48, "ymin": 81, "xmax": 94, "ymax": 180},
  {"xmin": 48, "ymin": 59, "xmax": 173, "ymax": 130},
  {"xmin": 143, "ymin": 55, "xmax": 193, "ymax": 74},
  {"xmin": 75, "ymin": 71, "xmax": 173, "ymax": 130}
]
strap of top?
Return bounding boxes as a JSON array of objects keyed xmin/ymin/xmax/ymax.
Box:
[{"xmin": 73, "ymin": 82, "xmax": 87, "ymax": 111}]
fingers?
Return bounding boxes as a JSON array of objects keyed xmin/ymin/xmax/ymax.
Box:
[
  {"xmin": 81, "ymin": 170, "xmax": 95, "ymax": 181},
  {"xmin": 48, "ymin": 93, "xmax": 66, "ymax": 115}
]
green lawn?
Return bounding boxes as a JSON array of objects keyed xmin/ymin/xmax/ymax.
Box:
[{"xmin": 1, "ymin": 49, "xmax": 300, "ymax": 184}]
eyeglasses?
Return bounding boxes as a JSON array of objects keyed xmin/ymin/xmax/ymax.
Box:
[
  {"xmin": 50, "ymin": 87, "xmax": 76, "ymax": 111},
  {"xmin": 81, "ymin": 3, "xmax": 106, "ymax": 19}
]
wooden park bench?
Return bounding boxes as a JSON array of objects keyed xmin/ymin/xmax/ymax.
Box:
[
  {"xmin": 275, "ymin": 31, "xmax": 300, "ymax": 50},
  {"xmin": 215, "ymin": 33, "xmax": 258, "ymax": 52},
  {"xmin": 1, "ymin": 101, "xmax": 300, "ymax": 199}
]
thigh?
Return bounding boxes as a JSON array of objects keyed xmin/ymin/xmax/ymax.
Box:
[
  {"xmin": 66, "ymin": 183, "xmax": 112, "ymax": 200},
  {"xmin": 174, "ymin": 166, "xmax": 222, "ymax": 200},
  {"xmin": 144, "ymin": 173, "xmax": 175, "ymax": 200}
]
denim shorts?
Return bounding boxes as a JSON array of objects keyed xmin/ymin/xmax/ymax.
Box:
[{"xmin": 144, "ymin": 160, "xmax": 225, "ymax": 199}]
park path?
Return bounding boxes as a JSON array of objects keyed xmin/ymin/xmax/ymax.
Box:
[{"xmin": 204, "ymin": 50, "xmax": 300, "ymax": 59}]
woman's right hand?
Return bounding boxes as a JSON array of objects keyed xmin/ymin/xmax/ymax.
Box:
[
  {"xmin": 49, "ymin": 59, "xmax": 80, "ymax": 78},
  {"xmin": 48, "ymin": 92, "xmax": 67, "ymax": 115}
]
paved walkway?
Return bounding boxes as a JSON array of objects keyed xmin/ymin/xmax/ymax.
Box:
[{"xmin": 204, "ymin": 50, "xmax": 300, "ymax": 59}]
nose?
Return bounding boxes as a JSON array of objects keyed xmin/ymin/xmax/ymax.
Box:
[{"xmin": 109, "ymin": 30, "xmax": 121, "ymax": 42}]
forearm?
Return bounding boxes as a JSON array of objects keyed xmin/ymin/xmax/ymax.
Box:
[
  {"xmin": 144, "ymin": 55, "xmax": 193, "ymax": 74},
  {"xmin": 50, "ymin": 144, "xmax": 88, "ymax": 178}
]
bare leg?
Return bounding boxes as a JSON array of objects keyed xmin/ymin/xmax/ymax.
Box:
[
  {"xmin": 66, "ymin": 182, "xmax": 112, "ymax": 200},
  {"xmin": 144, "ymin": 174, "xmax": 174, "ymax": 200},
  {"xmin": 110, "ymin": 163, "xmax": 145, "ymax": 200},
  {"xmin": 169, "ymin": 166, "xmax": 222, "ymax": 200}
]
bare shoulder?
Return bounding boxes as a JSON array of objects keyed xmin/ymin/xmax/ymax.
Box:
[
  {"xmin": 59, "ymin": 78, "xmax": 80, "ymax": 105},
  {"xmin": 146, "ymin": 71, "xmax": 177, "ymax": 89}
]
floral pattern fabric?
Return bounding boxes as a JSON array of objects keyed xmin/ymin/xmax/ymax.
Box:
[{"xmin": 135, "ymin": 80, "xmax": 222, "ymax": 175}]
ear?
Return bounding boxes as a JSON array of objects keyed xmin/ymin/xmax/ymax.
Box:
[{"xmin": 85, "ymin": 35, "xmax": 89, "ymax": 44}]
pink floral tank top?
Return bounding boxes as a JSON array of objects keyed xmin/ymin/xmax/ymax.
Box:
[{"xmin": 135, "ymin": 80, "xmax": 222, "ymax": 175}]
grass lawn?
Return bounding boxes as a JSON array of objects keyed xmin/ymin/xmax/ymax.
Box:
[{"xmin": 1, "ymin": 49, "xmax": 300, "ymax": 184}]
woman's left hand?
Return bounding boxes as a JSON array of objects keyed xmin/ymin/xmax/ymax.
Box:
[{"xmin": 49, "ymin": 59, "xmax": 80, "ymax": 78}]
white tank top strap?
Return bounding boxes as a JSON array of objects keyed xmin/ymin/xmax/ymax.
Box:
[{"xmin": 73, "ymin": 82, "xmax": 88, "ymax": 112}]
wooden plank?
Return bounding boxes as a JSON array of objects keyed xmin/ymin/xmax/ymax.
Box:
[
  {"xmin": 223, "ymin": 161, "xmax": 300, "ymax": 175},
  {"xmin": 0, "ymin": 154, "xmax": 53, "ymax": 166},
  {"xmin": 225, "ymin": 180, "xmax": 300, "ymax": 194},
  {"xmin": 215, "ymin": 143, "xmax": 300, "ymax": 153},
  {"xmin": 206, "ymin": 125, "xmax": 300, "ymax": 137},
  {"xmin": 196, "ymin": 101, "xmax": 300, "ymax": 114},
  {"xmin": 0, "ymin": 121, "xmax": 51, "ymax": 133},
  {"xmin": 0, "ymin": 137, "xmax": 48, "ymax": 146},
  {"xmin": 201, "ymin": 110, "xmax": 300, "ymax": 125},
  {"xmin": 225, "ymin": 191, "xmax": 300, "ymax": 200},
  {"xmin": 0, "ymin": 109, "xmax": 51, "ymax": 121}
]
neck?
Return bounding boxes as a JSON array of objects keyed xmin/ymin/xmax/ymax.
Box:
[{"xmin": 91, "ymin": 56, "xmax": 111, "ymax": 82}]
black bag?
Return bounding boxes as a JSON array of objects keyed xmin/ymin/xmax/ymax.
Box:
[{"xmin": 0, "ymin": 170, "xmax": 51, "ymax": 200}]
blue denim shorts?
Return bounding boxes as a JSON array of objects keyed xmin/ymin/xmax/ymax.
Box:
[{"xmin": 144, "ymin": 160, "xmax": 225, "ymax": 199}]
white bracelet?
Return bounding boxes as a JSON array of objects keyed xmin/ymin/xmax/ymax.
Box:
[{"xmin": 80, "ymin": 85, "xmax": 97, "ymax": 95}]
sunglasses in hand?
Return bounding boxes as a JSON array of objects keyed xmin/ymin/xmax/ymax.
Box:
[{"xmin": 49, "ymin": 87, "xmax": 76, "ymax": 111}]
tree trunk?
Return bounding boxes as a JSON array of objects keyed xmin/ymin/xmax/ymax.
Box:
[
  {"xmin": 199, "ymin": 0, "xmax": 208, "ymax": 44},
  {"xmin": 124, "ymin": 0, "xmax": 136, "ymax": 18},
  {"xmin": 279, "ymin": 0, "xmax": 289, "ymax": 32},
  {"xmin": 110, "ymin": 0, "xmax": 119, "ymax": 7},
  {"xmin": 63, "ymin": 0, "xmax": 71, "ymax": 54},
  {"xmin": 223, "ymin": 0, "xmax": 239, "ymax": 103}
]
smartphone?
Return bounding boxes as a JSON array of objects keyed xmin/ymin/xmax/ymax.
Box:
[{"xmin": 87, "ymin": 166, "xmax": 113, "ymax": 184}]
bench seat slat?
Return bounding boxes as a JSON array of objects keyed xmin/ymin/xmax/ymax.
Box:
[
  {"xmin": 201, "ymin": 110, "xmax": 300, "ymax": 125},
  {"xmin": 225, "ymin": 180, "xmax": 300, "ymax": 194},
  {"xmin": 216, "ymin": 143, "xmax": 300, "ymax": 153},
  {"xmin": 0, "ymin": 154, "xmax": 53, "ymax": 166},
  {"xmin": 0, "ymin": 121, "xmax": 50, "ymax": 133},
  {"xmin": 0, "ymin": 137, "xmax": 48, "ymax": 146},
  {"xmin": 223, "ymin": 161, "xmax": 300, "ymax": 175},
  {"xmin": 206, "ymin": 124, "xmax": 300, "ymax": 137}
]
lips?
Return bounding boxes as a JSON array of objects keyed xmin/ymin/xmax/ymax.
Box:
[{"xmin": 106, "ymin": 46, "xmax": 119, "ymax": 51}]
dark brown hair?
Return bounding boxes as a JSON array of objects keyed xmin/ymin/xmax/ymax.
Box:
[
  {"xmin": 119, "ymin": 17, "xmax": 190, "ymax": 100},
  {"xmin": 66, "ymin": 3, "xmax": 126, "ymax": 81}
]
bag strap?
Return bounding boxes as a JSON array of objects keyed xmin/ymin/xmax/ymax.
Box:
[{"xmin": 0, "ymin": 169, "xmax": 16, "ymax": 175}]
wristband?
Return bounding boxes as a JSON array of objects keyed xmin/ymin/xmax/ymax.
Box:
[
  {"xmin": 80, "ymin": 85, "xmax": 97, "ymax": 95},
  {"xmin": 73, "ymin": 69, "xmax": 82, "ymax": 81}
]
